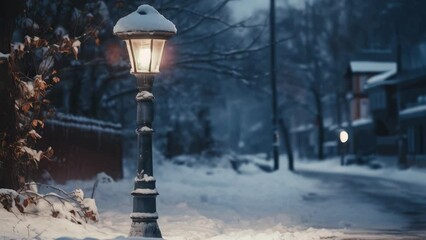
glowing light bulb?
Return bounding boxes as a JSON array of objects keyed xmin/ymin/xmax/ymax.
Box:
[
  {"xmin": 339, "ymin": 130, "xmax": 349, "ymax": 143},
  {"xmin": 137, "ymin": 47, "xmax": 151, "ymax": 72}
]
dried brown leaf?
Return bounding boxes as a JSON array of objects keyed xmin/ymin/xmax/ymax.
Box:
[
  {"xmin": 28, "ymin": 129, "xmax": 42, "ymax": 139},
  {"xmin": 45, "ymin": 146, "xmax": 54, "ymax": 158},
  {"xmin": 31, "ymin": 119, "xmax": 44, "ymax": 128},
  {"xmin": 21, "ymin": 102, "xmax": 32, "ymax": 112},
  {"xmin": 35, "ymin": 76, "xmax": 47, "ymax": 91}
]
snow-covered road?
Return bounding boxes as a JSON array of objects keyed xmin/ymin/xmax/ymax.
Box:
[{"xmin": 298, "ymin": 169, "xmax": 426, "ymax": 235}]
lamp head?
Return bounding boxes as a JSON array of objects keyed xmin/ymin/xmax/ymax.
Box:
[{"xmin": 113, "ymin": 5, "xmax": 176, "ymax": 74}]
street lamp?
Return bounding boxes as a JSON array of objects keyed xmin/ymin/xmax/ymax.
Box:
[
  {"xmin": 339, "ymin": 130, "xmax": 349, "ymax": 166},
  {"xmin": 113, "ymin": 4, "xmax": 176, "ymax": 238}
]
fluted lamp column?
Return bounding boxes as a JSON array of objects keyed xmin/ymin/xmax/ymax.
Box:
[{"xmin": 113, "ymin": 4, "xmax": 177, "ymax": 238}]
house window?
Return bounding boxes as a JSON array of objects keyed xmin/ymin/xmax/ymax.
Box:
[
  {"xmin": 360, "ymin": 99, "xmax": 370, "ymax": 119},
  {"xmin": 370, "ymin": 90, "xmax": 387, "ymax": 110},
  {"xmin": 350, "ymin": 99, "xmax": 357, "ymax": 120}
]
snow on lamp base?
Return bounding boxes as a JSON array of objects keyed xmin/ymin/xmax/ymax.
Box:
[{"xmin": 129, "ymin": 221, "xmax": 162, "ymax": 238}]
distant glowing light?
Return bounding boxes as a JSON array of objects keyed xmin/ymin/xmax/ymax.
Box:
[{"xmin": 339, "ymin": 130, "xmax": 349, "ymax": 143}]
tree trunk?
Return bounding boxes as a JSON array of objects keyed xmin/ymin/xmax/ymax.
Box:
[
  {"xmin": 0, "ymin": 2, "xmax": 23, "ymax": 189},
  {"xmin": 270, "ymin": 0, "xmax": 280, "ymax": 171},
  {"xmin": 278, "ymin": 118, "xmax": 294, "ymax": 171},
  {"xmin": 336, "ymin": 91, "xmax": 342, "ymax": 127},
  {"xmin": 345, "ymin": 96, "xmax": 354, "ymax": 155},
  {"xmin": 313, "ymin": 89, "xmax": 325, "ymax": 160}
]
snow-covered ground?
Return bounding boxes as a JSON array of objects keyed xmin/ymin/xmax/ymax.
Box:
[{"xmin": 1, "ymin": 153, "xmax": 425, "ymax": 239}]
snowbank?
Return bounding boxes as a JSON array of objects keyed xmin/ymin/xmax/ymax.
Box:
[{"xmin": 296, "ymin": 156, "xmax": 426, "ymax": 187}]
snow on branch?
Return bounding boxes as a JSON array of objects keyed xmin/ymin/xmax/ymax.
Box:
[
  {"xmin": 0, "ymin": 52, "xmax": 10, "ymax": 63},
  {"xmin": 19, "ymin": 146, "xmax": 43, "ymax": 162},
  {"xmin": 0, "ymin": 184, "xmax": 99, "ymax": 224}
]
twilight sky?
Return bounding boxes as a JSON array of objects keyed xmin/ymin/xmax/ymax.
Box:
[{"xmin": 228, "ymin": 0, "xmax": 306, "ymax": 20}]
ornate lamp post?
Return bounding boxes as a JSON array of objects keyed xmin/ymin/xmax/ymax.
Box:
[{"xmin": 113, "ymin": 4, "xmax": 176, "ymax": 238}]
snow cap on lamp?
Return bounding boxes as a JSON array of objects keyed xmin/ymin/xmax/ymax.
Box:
[{"xmin": 113, "ymin": 4, "xmax": 177, "ymax": 39}]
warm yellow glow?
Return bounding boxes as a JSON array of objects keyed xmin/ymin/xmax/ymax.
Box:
[
  {"xmin": 125, "ymin": 39, "xmax": 166, "ymax": 73},
  {"xmin": 130, "ymin": 39, "xmax": 151, "ymax": 72},
  {"xmin": 137, "ymin": 47, "xmax": 152, "ymax": 72},
  {"xmin": 339, "ymin": 130, "xmax": 349, "ymax": 143}
]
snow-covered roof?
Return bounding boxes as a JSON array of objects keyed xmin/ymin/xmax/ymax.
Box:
[
  {"xmin": 324, "ymin": 141, "xmax": 337, "ymax": 147},
  {"xmin": 291, "ymin": 124, "xmax": 314, "ymax": 133},
  {"xmin": 399, "ymin": 104, "xmax": 426, "ymax": 117},
  {"xmin": 54, "ymin": 112, "xmax": 121, "ymax": 129},
  {"xmin": 45, "ymin": 113, "xmax": 122, "ymax": 134},
  {"xmin": 46, "ymin": 119, "xmax": 121, "ymax": 134},
  {"xmin": 365, "ymin": 68, "xmax": 397, "ymax": 89},
  {"xmin": 352, "ymin": 118, "xmax": 372, "ymax": 127},
  {"xmin": 113, "ymin": 5, "xmax": 177, "ymax": 36},
  {"xmin": 350, "ymin": 61, "xmax": 396, "ymax": 73}
]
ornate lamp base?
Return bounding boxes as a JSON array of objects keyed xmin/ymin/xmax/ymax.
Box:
[{"xmin": 129, "ymin": 221, "xmax": 162, "ymax": 238}]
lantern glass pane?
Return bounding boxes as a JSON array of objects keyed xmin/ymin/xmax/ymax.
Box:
[
  {"xmin": 151, "ymin": 40, "xmax": 165, "ymax": 73},
  {"xmin": 124, "ymin": 40, "xmax": 135, "ymax": 72},
  {"xmin": 131, "ymin": 39, "xmax": 152, "ymax": 73}
]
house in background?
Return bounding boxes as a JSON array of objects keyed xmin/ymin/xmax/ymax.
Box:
[
  {"xmin": 290, "ymin": 50, "xmax": 397, "ymax": 161},
  {"xmin": 365, "ymin": 43, "xmax": 426, "ymax": 167},
  {"xmin": 398, "ymin": 70, "xmax": 426, "ymax": 166},
  {"xmin": 345, "ymin": 50, "xmax": 396, "ymax": 158},
  {"xmin": 396, "ymin": 43, "xmax": 426, "ymax": 167},
  {"xmin": 364, "ymin": 66, "xmax": 399, "ymax": 156},
  {"xmin": 288, "ymin": 45, "xmax": 426, "ymax": 168}
]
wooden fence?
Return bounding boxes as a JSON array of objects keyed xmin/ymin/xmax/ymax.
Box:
[{"xmin": 37, "ymin": 113, "xmax": 123, "ymax": 184}]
